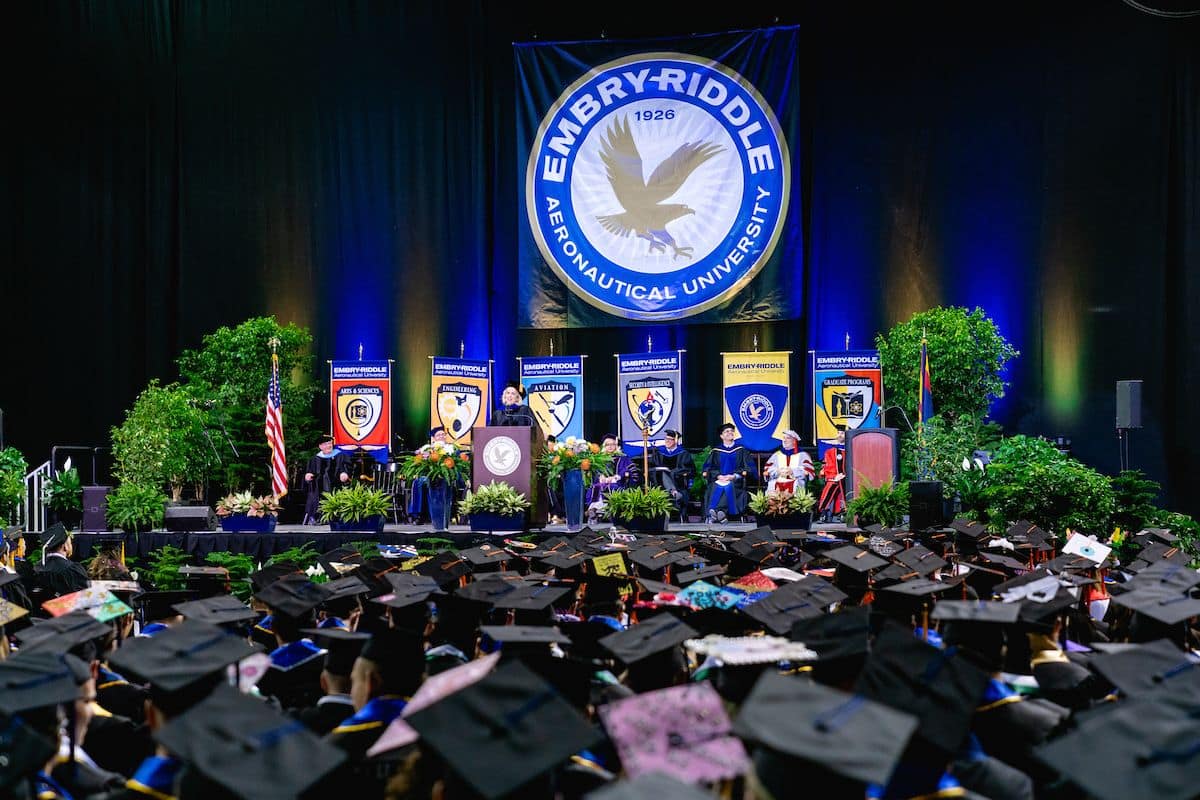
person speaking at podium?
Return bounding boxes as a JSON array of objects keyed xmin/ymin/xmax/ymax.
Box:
[{"xmin": 493, "ymin": 381, "xmax": 535, "ymax": 427}]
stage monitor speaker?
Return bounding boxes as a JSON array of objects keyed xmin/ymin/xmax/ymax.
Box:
[
  {"xmin": 164, "ymin": 505, "xmax": 217, "ymax": 532},
  {"xmin": 1116, "ymin": 380, "xmax": 1142, "ymax": 429},
  {"xmin": 82, "ymin": 486, "xmax": 112, "ymax": 531},
  {"xmin": 908, "ymin": 480, "xmax": 948, "ymax": 531}
]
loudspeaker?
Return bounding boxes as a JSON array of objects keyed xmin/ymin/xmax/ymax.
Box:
[
  {"xmin": 82, "ymin": 486, "xmax": 112, "ymax": 531},
  {"xmin": 908, "ymin": 480, "xmax": 947, "ymax": 531},
  {"xmin": 164, "ymin": 504, "xmax": 217, "ymax": 532},
  {"xmin": 1116, "ymin": 380, "xmax": 1142, "ymax": 429}
]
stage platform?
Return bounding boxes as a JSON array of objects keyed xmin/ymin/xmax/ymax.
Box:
[{"xmin": 69, "ymin": 521, "xmax": 769, "ymax": 563}]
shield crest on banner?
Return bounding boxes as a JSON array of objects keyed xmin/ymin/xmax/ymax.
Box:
[
  {"xmin": 336, "ymin": 385, "xmax": 383, "ymax": 442},
  {"xmin": 437, "ymin": 383, "xmax": 482, "ymax": 440},
  {"xmin": 526, "ymin": 381, "xmax": 576, "ymax": 438},
  {"xmin": 821, "ymin": 379, "xmax": 871, "ymax": 431},
  {"xmin": 625, "ymin": 378, "xmax": 674, "ymax": 437}
]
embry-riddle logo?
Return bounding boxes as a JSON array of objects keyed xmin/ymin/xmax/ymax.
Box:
[{"xmin": 527, "ymin": 53, "xmax": 789, "ymax": 321}]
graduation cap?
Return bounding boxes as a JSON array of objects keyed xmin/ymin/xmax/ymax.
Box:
[
  {"xmin": 1016, "ymin": 587, "xmax": 1080, "ymax": 632},
  {"xmin": 1120, "ymin": 559, "xmax": 1200, "ymax": 594},
  {"xmin": 373, "ymin": 573, "xmax": 445, "ymax": 609},
  {"xmin": 823, "ymin": 545, "xmax": 888, "ymax": 574},
  {"xmin": 253, "ymin": 579, "xmax": 330, "ymax": 620},
  {"xmin": 15, "ymin": 610, "xmax": 112, "ymax": 655},
  {"xmin": 734, "ymin": 671, "xmax": 920, "ymax": 787},
  {"xmin": 931, "ymin": 599, "xmax": 1023, "ymax": 671},
  {"xmin": 584, "ymin": 772, "xmax": 713, "ymax": 800},
  {"xmin": 155, "ymin": 682, "xmax": 346, "ymax": 799},
  {"xmin": 405, "ymin": 659, "xmax": 603, "ymax": 800},
  {"xmin": 479, "ymin": 624, "xmax": 570, "ymax": 647},
  {"xmin": 459, "ymin": 544, "xmax": 513, "ymax": 568},
  {"xmin": 789, "ymin": 605, "xmax": 874, "ymax": 665},
  {"xmin": 177, "ymin": 565, "xmax": 230, "ymax": 598},
  {"xmin": 172, "ymin": 594, "xmax": 258, "ymax": 627},
  {"xmin": 248, "ymin": 562, "xmax": 305, "ymax": 593},
  {"xmin": 1109, "ymin": 587, "xmax": 1200, "ymax": 627},
  {"xmin": 892, "ymin": 544, "xmax": 948, "ymax": 576},
  {"xmin": 599, "ymin": 613, "xmax": 699, "ymax": 666},
  {"xmin": 490, "ymin": 584, "xmax": 574, "ymax": 613},
  {"xmin": 301, "ymin": 627, "xmax": 371, "ymax": 676},
  {"xmin": 414, "ymin": 550, "xmax": 473, "ymax": 587},
  {"xmin": 950, "ymin": 518, "xmax": 989, "ymax": 540},
  {"xmin": 598, "ymin": 681, "xmax": 748, "ymax": 784},
  {"xmin": 741, "ymin": 577, "xmax": 846, "ymax": 635},
  {"xmin": 0, "ymin": 650, "xmax": 91, "ymax": 714},
  {"xmin": 853, "ymin": 619, "xmax": 992, "ymax": 756},
  {"xmin": 108, "ymin": 619, "xmax": 259, "ymax": 693},
  {"xmin": 0, "ymin": 598, "xmax": 29, "ymax": 630},
  {"xmin": 0, "ymin": 711, "xmax": 58, "ymax": 790},
  {"xmin": 1033, "ymin": 694, "xmax": 1200, "ymax": 800},
  {"xmin": 132, "ymin": 589, "xmax": 199, "ymax": 626},
  {"xmin": 675, "ymin": 564, "xmax": 726, "ymax": 586},
  {"xmin": 40, "ymin": 522, "xmax": 71, "ymax": 551},
  {"xmin": 1084, "ymin": 638, "xmax": 1200, "ymax": 699},
  {"xmin": 627, "ymin": 546, "xmax": 682, "ymax": 573},
  {"xmin": 317, "ymin": 547, "xmax": 364, "ymax": 579}
]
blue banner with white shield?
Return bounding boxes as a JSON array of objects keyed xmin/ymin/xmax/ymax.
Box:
[
  {"xmin": 616, "ymin": 350, "xmax": 684, "ymax": 455},
  {"xmin": 519, "ymin": 355, "xmax": 585, "ymax": 442}
]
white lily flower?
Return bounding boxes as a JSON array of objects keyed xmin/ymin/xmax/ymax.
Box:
[
  {"xmin": 974, "ymin": 458, "xmax": 985, "ymax": 471},
  {"xmin": 962, "ymin": 457, "xmax": 971, "ymax": 471}
]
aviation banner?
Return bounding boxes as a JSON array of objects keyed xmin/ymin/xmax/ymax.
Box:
[{"xmin": 519, "ymin": 355, "xmax": 585, "ymax": 443}]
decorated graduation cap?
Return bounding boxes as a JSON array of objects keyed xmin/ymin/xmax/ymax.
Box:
[
  {"xmin": 155, "ymin": 682, "xmax": 346, "ymax": 799},
  {"xmin": 735, "ymin": 670, "xmax": 920, "ymax": 788},
  {"xmin": 405, "ymin": 659, "xmax": 602, "ymax": 800}
]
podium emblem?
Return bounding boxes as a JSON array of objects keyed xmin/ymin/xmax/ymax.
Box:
[{"xmin": 482, "ymin": 435, "xmax": 521, "ymax": 477}]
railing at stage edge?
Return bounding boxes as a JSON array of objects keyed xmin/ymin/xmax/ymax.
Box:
[{"xmin": 22, "ymin": 461, "xmax": 51, "ymax": 533}]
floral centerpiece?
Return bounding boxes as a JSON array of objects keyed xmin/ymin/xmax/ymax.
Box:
[
  {"xmin": 215, "ymin": 491, "xmax": 282, "ymax": 532},
  {"xmin": 748, "ymin": 486, "xmax": 816, "ymax": 530},
  {"xmin": 399, "ymin": 440, "xmax": 472, "ymax": 485},
  {"xmin": 537, "ymin": 436, "xmax": 614, "ymax": 487}
]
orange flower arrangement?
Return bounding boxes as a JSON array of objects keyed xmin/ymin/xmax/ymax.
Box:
[
  {"xmin": 538, "ymin": 436, "xmax": 614, "ymax": 487},
  {"xmin": 399, "ymin": 440, "xmax": 472, "ymax": 485}
]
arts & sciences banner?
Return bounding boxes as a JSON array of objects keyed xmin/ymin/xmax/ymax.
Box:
[
  {"xmin": 722, "ymin": 351, "xmax": 790, "ymax": 452},
  {"xmin": 616, "ymin": 351, "xmax": 684, "ymax": 454},
  {"xmin": 516, "ymin": 26, "xmax": 802, "ymax": 327},
  {"xmin": 811, "ymin": 351, "xmax": 883, "ymax": 458},
  {"xmin": 330, "ymin": 360, "xmax": 391, "ymax": 464},
  {"xmin": 430, "ymin": 357, "xmax": 491, "ymax": 446},
  {"xmin": 519, "ymin": 355, "xmax": 585, "ymax": 442}
]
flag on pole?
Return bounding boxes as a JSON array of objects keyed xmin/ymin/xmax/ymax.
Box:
[
  {"xmin": 917, "ymin": 337, "xmax": 934, "ymax": 425},
  {"xmin": 266, "ymin": 350, "xmax": 288, "ymax": 499}
]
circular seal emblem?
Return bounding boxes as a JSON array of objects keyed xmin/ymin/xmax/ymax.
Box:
[
  {"xmin": 527, "ymin": 53, "xmax": 790, "ymax": 321},
  {"xmin": 738, "ymin": 393, "xmax": 773, "ymax": 431},
  {"xmin": 481, "ymin": 435, "xmax": 521, "ymax": 477}
]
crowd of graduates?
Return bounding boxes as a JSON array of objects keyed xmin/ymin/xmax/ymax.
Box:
[{"xmin": 0, "ymin": 514, "xmax": 1199, "ymax": 800}]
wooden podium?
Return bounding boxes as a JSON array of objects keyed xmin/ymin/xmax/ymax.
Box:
[
  {"xmin": 472, "ymin": 425, "xmax": 547, "ymax": 525},
  {"xmin": 844, "ymin": 427, "xmax": 900, "ymax": 500}
]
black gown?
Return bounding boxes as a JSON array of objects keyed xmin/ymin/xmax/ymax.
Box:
[
  {"xmin": 304, "ymin": 452, "xmax": 352, "ymax": 521},
  {"xmin": 492, "ymin": 404, "xmax": 535, "ymax": 427},
  {"xmin": 34, "ymin": 554, "xmax": 89, "ymax": 598}
]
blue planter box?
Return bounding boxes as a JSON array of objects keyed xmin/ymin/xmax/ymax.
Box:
[
  {"xmin": 329, "ymin": 515, "xmax": 386, "ymax": 534},
  {"xmin": 613, "ymin": 514, "xmax": 668, "ymax": 533},
  {"xmin": 219, "ymin": 514, "xmax": 277, "ymax": 533},
  {"xmin": 468, "ymin": 513, "xmax": 526, "ymax": 533}
]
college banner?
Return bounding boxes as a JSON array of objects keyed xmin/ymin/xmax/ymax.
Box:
[
  {"xmin": 617, "ymin": 350, "xmax": 684, "ymax": 454},
  {"xmin": 721, "ymin": 351, "xmax": 791, "ymax": 452},
  {"xmin": 811, "ymin": 350, "xmax": 883, "ymax": 458},
  {"xmin": 330, "ymin": 360, "xmax": 391, "ymax": 464},
  {"xmin": 516, "ymin": 26, "xmax": 802, "ymax": 327},
  {"xmin": 519, "ymin": 355, "xmax": 585, "ymax": 442},
  {"xmin": 430, "ymin": 357, "xmax": 492, "ymax": 446}
]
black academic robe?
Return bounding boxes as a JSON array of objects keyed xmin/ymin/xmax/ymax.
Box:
[
  {"xmin": 34, "ymin": 554, "xmax": 89, "ymax": 598},
  {"xmin": 96, "ymin": 666, "xmax": 149, "ymax": 724},
  {"xmin": 304, "ymin": 452, "xmax": 352, "ymax": 519},
  {"xmin": 83, "ymin": 708, "xmax": 155, "ymax": 779},
  {"xmin": 294, "ymin": 695, "xmax": 356, "ymax": 736},
  {"xmin": 492, "ymin": 404, "xmax": 535, "ymax": 427},
  {"xmin": 652, "ymin": 445, "xmax": 695, "ymax": 508}
]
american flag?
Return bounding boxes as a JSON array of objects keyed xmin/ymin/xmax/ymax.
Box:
[{"xmin": 266, "ymin": 351, "xmax": 288, "ymax": 499}]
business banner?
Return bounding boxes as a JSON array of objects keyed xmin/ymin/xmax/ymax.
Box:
[
  {"xmin": 616, "ymin": 350, "xmax": 684, "ymax": 454},
  {"xmin": 722, "ymin": 351, "xmax": 791, "ymax": 452},
  {"xmin": 516, "ymin": 26, "xmax": 802, "ymax": 327},
  {"xmin": 519, "ymin": 355, "xmax": 585, "ymax": 442},
  {"xmin": 430, "ymin": 357, "xmax": 492, "ymax": 446},
  {"xmin": 330, "ymin": 360, "xmax": 391, "ymax": 464},
  {"xmin": 811, "ymin": 350, "xmax": 883, "ymax": 458}
]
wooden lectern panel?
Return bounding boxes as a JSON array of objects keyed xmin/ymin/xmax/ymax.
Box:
[
  {"xmin": 844, "ymin": 428, "xmax": 899, "ymax": 499},
  {"xmin": 472, "ymin": 425, "xmax": 546, "ymax": 524}
]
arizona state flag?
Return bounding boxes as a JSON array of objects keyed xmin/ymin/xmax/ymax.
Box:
[{"xmin": 918, "ymin": 338, "xmax": 934, "ymax": 425}]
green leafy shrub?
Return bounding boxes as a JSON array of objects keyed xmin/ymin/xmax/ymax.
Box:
[
  {"xmin": 846, "ymin": 479, "xmax": 909, "ymax": 527},
  {"xmin": 317, "ymin": 484, "xmax": 392, "ymax": 523},
  {"xmin": 205, "ymin": 551, "xmax": 256, "ymax": 601},
  {"xmin": 877, "ymin": 306, "xmax": 1018, "ymax": 426},
  {"xmin": 748, "ymin": 488, "xmax": 816, "ymax": 516},
  {"xmin": 977, "ymin": 435, "xmax": 1115, "ymax": 535},
  {"xmin": 143, "ymin": 544, "xmax": 190, "ymax": 590},
  {"xmin": 0, "ymin": 447, "xmax": 28, "ymax": 523},
  {"xmin": 347, "ymin": 540, "xmax": 383, "ymax": 560},
  {"xmin": 106, "ymin": 483, "xmax": 167, "ymax": 532},
  {"xmin": 600, "ymin": 486, "xmax": 675, "ymax": 521},
  {"xmin": 43, "ymin": 465, "xmax": 83, "ymax": 513},
  {"xmin": 267, "ymin": 542, "xmax": 321, "ymax": 571},
  {"xmin": 900, "ymin": 416, "xmax": 1004, "ymax": 486},
  {"xmin": 416, "ymin": 537, "xmax": 454, "ymax": 556},
  {"xmin": 1111, "ymin": 470, "xmax": 1162, "ymax": 533},
  {"xmin": 110, "ymin": 380, "xmax": 216, "ymax": 501},
  {"xmin": 457, "ymin": 481, "xmax": 531, "ymax": 517},
  {"xmin": 1151, "ymin": 511, "xmax": 1200, "ymax": 567}
]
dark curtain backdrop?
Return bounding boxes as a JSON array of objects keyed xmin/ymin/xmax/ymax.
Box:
[{"xmin": 3, "ymin": 2, "xmax": 1198, "ymax": 514}]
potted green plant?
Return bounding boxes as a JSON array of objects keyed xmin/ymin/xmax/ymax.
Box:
[
  {"xmin": 458, "ymin": 481, "xmax": 531, "ymax": 533},
  {"xmin": 846, "ymin": 478, "xmax": 909, "ymax": 528},
  {"xmin": 318, "ymin": 483, "xmax": 392, "ymax": 533},
  {"xmin": 106, "ymin": 482, "xmax": 168, "ymax": 533},
  {"xmin": 748, "ymin": 487, "xmax": 816, "ymax": 530},
  {"xmin": 0, "ymin": 447, "xmax": 28, "ymax": 525},
  {"xmin": 214, "ymin": 491, "xmax": 282, "ymax": 532},
  {"xmin": 600, "ymin": 486, "xmax": 674, "ymax": 532},
  {"xmin": 43, "ymin": 461, "xmax": 83, "ymax": 529}
]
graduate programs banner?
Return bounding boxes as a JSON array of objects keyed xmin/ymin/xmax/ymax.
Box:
[
  {"xmin": 515, "ymin": 26, "xmax": 802, "ymax": 327},
  {"xmin": 617, "ymin": 351, "xmax": 684, "ymax": 454},
  {"xmin": 519, "ymin": 355, "xmax": 585, "ymax": 442},
  {"xmin": 722, "ymin": 351, "xmax": 790, "ymax": 452},
  {"xmin": 811, "ymin": 351, "xmax": 883, "ymax": 458},
  {"xmin": 330, "ymin": 360, "xmax": 391, "ymax": 464},
  {"xmin": 430, "ymin": 357, "xmax": 491, "ymax": 446}
]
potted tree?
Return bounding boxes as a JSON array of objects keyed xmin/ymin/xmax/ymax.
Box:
[
  {"xmin": 43, "ymin": 460, "xmax": 84, "ymax": 529},
  {"xmin": 106, "ymin": 482, "xmax": 168, "ymax": 533},
  {"xmin": 458, "ymin": 481, "xmax": 531, "ymax": 533},
  {"xmin": 214, "ymin": 491, "xmax": 282, "ymax": 532},
  {"xmin": 748, "ymin": 486, "xmax": 816, "ymax": 530},
  {"xmin": 318, "ymin": 483, "xmax": 392, "ymax": 534},
  {"xmin": 600, "ymin": 486, "xmax": 674, "ymax": 533}
]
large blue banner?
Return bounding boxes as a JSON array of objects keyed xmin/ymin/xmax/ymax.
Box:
[
  {"xmin": 515, "ymin": 26, "xmax": 802, "ymax": 327},
  {"xmin": 616, "ymin": 351, "xmax": 684, "ymax": 454},
  {"xmin": 722, "ymin": 351, "xmax": 791, "ymax": 452},
  {"xmin": 519, "ymin": 355, "xmax": 585, "ymax": 442},
  {"xmin": 811, "ymin": 350, "xmax": 883, "ymax": 459}
]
